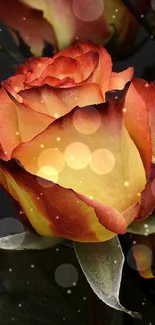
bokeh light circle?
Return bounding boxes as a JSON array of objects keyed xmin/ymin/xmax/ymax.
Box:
[
  {"xmin": 37, "ymin": 166, "xmax": 58, "ymax": 188},
  {"xmin": 127, "ymin": 245, "xmax": 152, "ymax": 271},
  {"xmin": 89, "ymin": 149, "xmax": 115, "ymax": 175},
  {"xmin": 55, "ymin": 264, "xmax": 78, "ymax": 287},
  {"xmin": 0, "ymin": 218, "xmax": 25, "ymax": 249},
  {"xmin": 73, "ymin": 106, "xmax": 101, "ymax": 134},
  {"xmin": 73, "ymin": 0, "xmax": 104, "ymax": 22},
  {"xmin": 38, "ymin": 148, "xmax": 65, "ymax": 173},
  {"xmin": 64, "ymin": 142, "xmax": 91, "ymax": 169}
]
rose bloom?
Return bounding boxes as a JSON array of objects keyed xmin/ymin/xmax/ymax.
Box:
[
  {"xmin": 0, "ymin": 0, "xmax": 149, "ymax": 56},
  {"xmin": 0, "ymin": 41, "xmax": 154, "ymax": 242}
]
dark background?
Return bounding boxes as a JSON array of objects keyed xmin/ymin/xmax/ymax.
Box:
[{"xmin": 1, "ymin": 4, "xmax": 155, "ymax": 325}]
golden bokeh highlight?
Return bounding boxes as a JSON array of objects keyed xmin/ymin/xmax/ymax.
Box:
[
  {"xmin": 38, "ymin": 148, "xmax": 65, "ymax": 173},
  {"xmin": 37, "ymin": 166, "xmax": 58, "ymax": 188},
  {"xmin": 73, "ymin": 106, "xmax": 101, "ymax": 134},
  {"xmin": 89, "ymin": 149, "xmax": 115, "ymax": 175},
  {"xmin": 64, "ymin": 142, "xmax": 91, "ymax": 170},
  {"xmin": 73, "ymin": 0, "xmax": 104, "ymax": 22}
]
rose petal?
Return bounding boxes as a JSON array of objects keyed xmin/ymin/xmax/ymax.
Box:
[
  {"xmin": 40, "ymin": 56, "xmax": 83, "ymax": 83},
  {"xmin": 124, "ymin": 80, "xmax": 151, "ymax": 172},
  {"xmin": 0, "ymin": 88, "xmax": 20, "ymax": 160},
  {"xmin": 0, "ymin": 0, "xmax": 56, "ymax": 56},
  {"xmin": 13, "ymin": 84, "xmax": 146, "ymax": 220},
  {"xmin": 0, "ymin": 87, "xmax": 53, "ymax": 160},
  {"xmin": 0, "ymin": 159, "xmax": 117, "ymax": 242},
  {"xmin": 76, "ymin": 51, "xmax": 99, "ymax": 81},
  {"xmin": 130, "ymin": 79, "xmax": 155, "ymax": 159},
  {"xmin": 19, "ymin": 83, "xmax": 103, "ymax": 118},
  {"xmin": 16, "ymin": 57, "xmax": 54, "ymax": 83},
  {"xmin": 54, "ymin": 40, "xmax": 112, "ymax": 94}
]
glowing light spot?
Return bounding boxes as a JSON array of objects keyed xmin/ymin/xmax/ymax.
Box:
[
  {"xmin": 144, "ymin": 224, "xmax": 148, "ymax": 228},
  {"xmin": 123, "ymin": 108, "xmax": 127, "ymax": 113},
  {"xmin": 73, "ymin": 106, "xmax": 101, "ymax": 134},
  {"xmin": 89, "ymin": 196, "xmax": 93, "ymax": 200},
  {"xmin": 40, "ymin": 144, "xmax": 44, "ymax": 148},
  {"xmin": 137, "ymin": 193, "xmax": 141, "ymax": 197},
  {"xmin": 124, "ymin": 181, "xmax": 130, "ymax": 187},
  {"xmin": 65, "ymin": 142, "xmax": 91, "ymax": 169},
  {"xmin": 57, "ymin": 137, "xmax": 61, "ymax": 141},
  {"xmin": 73, "ymin": 0, "xmax": 104, "ymax": 22},
  {"xmin": 89, "ymin": 149, "xmax": 115, "ymax": 175},
  {"xmin": 37, "ymin": 166, "xmax": 58, "ymax": 187},
  {"xmin": 16, "ymin": 132, "xmax": 19, "ymax": 135},
  {"xmin": 112, "ymin": 15, "xmax": 116, "ymax": 19},
  {"xmin": 54, "ymin": 113, "xmax": 59, "ymax": 118},
  {"xmin": 14, "ymin": 87, "xmax": 19, "ymax": 92},
  {"xmin": 38, "ymin": 148, "xmax": 65, "ymax": 173}
]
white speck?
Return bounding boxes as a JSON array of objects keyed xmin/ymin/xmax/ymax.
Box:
[
  {"xmin": 133, "ymin": 241, "xmax": 136, "ymax": 244},
  {"xmin": 56, "ymin": 248, "xmax": 59, "ymax": 252},
  {"xmin": 18, "ymin": 304, "xmax": 22, "ymax": 307},
  {"xmin": 77, "ymin": 309, "xmax": 81, "ymax": 313},
  {"xmin": 112, "ymin": 15, "xmax": 115, "ymax": 19},
  {"xmin": 114, "ymin": 260, "xmax": 117, "ymax": 264},
  {"xmin": 67, "ymin": 290, "xmax": 72, "ymax": 294},
  {"xmin": 142, "ymin": 301, "xmax": 145, "ymax": 305},
  {"xmin": 144, "ymin": 224, "xmax": 148, "ymax": 228},
  {"xmin": 31, "ymin": 264, "xmax": 35, "ymax": 268},
  {"xmin": 83, "ymin": 296, "xmax": 87, "ymax": 300},
  {"xmin": 23, "ymin": 17, "xmax": 26, "ymax": 20},
  {"xmin": 56, "ymin": 216, "xmax": 59, "ymax": 219},
  {"xmin": 9, "ymin": 268, "xmax": 12, "ymax": 272}
]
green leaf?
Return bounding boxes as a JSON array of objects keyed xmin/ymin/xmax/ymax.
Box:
[
  {"xmin": 0, "ymin": 231, "xmax": 62, "ymax": 250},
  {"xmin": 128, "ymin": 214, "xmax": 155, "ymax": 235},
  {"xmin": 74, "ymin": 237, "xmax": 141, "ymax": 318}
]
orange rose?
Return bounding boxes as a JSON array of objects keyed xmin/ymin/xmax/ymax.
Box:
[
  {"xmin": 0, "ymin": 0, "xmax": 149, "ymax": 56},
  {"xmin": 0, "ymin": 41, "xmax": 153, "ymax": 243}
]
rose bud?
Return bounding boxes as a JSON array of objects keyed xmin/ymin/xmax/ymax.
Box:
[{"xmin": 0, "ymin": 0, "xmax": 149, "ymax": 56}]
